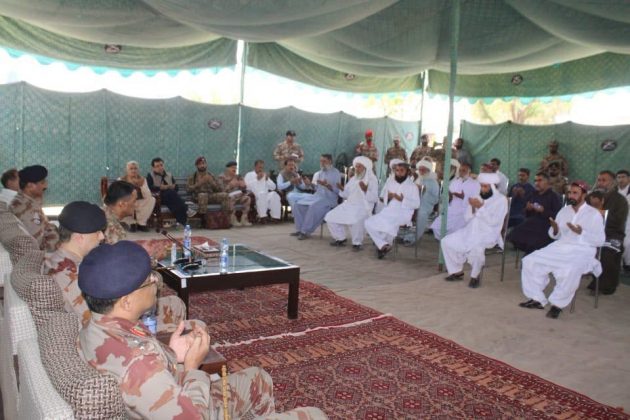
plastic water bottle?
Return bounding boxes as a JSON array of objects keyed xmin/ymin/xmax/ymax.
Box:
[
  {"xmin": 170, "ymin": 243, "xmax": 177, "ymax": 265},
  {"xmin": 183, "ymin": 224, "xmax": 192, "ymax": 259},
  {"xmin": 141, "ymin": 311, "xmax": 157, "ymax": 335},
  {"xmin": 220, "ymin": 237, "xmax": 229, "ymax": 274}
]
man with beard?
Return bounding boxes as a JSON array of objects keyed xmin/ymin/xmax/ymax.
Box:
[
  {"xmin": 401, "ymin": 158, "xmax": 440, "ymax": 246},
  {"xmin": 431, "ymin": 162, "xmax": 480, "ymax": 240},
  {"xmin": 325, "ymin": 156, "xmax": 379, "ymax": 250},
  {"xmin": 453, "ymin": 137, "xmax": 472, "ymax": 167},
  {"xmin": 588, "ymin": 170, "xmax": 628, "ymax": 295},
  {"xmin": 365, "ymin": 162, "xmax": 419, "ymax": 259},
  {"xmin": 186, "ymin": 156, "xmax": 230, "ymax": 222},
  {"xmin": 277, "ymin": 158, "xmax": 313, "ymax": 211},
  {"xmin": 539, "ymin": 140, "xmax": 569, "ymax": 177},
  {"xmin": 441, "ymin": 173, "xmax": 508, "ymax": 288},
  {"xmin": 507, "ymin": 172, "xmax": 562, "ymax": 255},
  {"xmin": 616, "ymin": 169, "xmax": 630, "ymax": 272},
  {"xmin": 409, "ymin": 134, "xmax": 433, "ymax": 167},
  {"xmin": 519, "ymin": 180, "xmax": 605, "ymax": 319},
  {"xmin": 507, "ymin": 168, "xmax": 536, "ymax": 227},
  {"xmin": 291, "ymin": 154, "xmax": 341, "ymax": 239},
  {"xmin": 147, "ymin": 157, "xmax": 190, "ymax": 227},
  {"xmin": 244, "ymin": 159, "xmax": 281, "ymax": 223},
  {"xmin": 10, "ymin": 164, "xmax": 59, "ymax": 251},
  {"xmin": 218, "ymin": 161, "xmax": 252, "ymax": 227}
]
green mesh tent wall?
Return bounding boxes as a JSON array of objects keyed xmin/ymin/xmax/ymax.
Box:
[
  {"xmin": 0, "ymin": 82, "xmax": 420, "ymax": 205},
  {"xmin": 460, "ymin": 121, "xmax": 630, "ymax": 186}
]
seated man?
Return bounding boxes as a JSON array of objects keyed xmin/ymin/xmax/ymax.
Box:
[
  {"xmin": 519, "ymin": 180, "xmax": 605, "ymax": 319},
  {"xmin": 119, "ymin": 160, "xmax": 155, "ymax": 232},
  {"xmin": 147, "ymin": 157, "xmax": 190, "ymax": 226},
  {"xmin": 365, "ymin": 162, "xmax": 419, "ymax": 259},
  {"xmin": 431, "ymin": 162, "xmax": 480, "ymax": 240},
  {"xmin": 218, "ymin": 161, "xmax": 252, "ymax": 227},
  {"xmin": 244, "ymin": 159, "xmax": 281, "ymax": 223},
  {"xmin": 589, "ymin": 170, "xmax": 628, "ymax": 295},
  {"xmin": 0, "ymin": 168, "xmax": 19, "ymax": 205},
  {"xmin": 276, "ymin": 158, "xmax": 313, "ymax": 209},
  {"xmin": 401, "ymin": 158, "xmax": 440, "ymax": 246},
  {"xmin": 616, "ymin": 169, "xmax": 630, "ymax": 272},
  {"xmin": 507, "ymin": 172, "xmax": 562, "ymax": 255},
  {"xmin": 507, "ymin": 168, "xmax": 536, "ymax": 227},
  {"xmin": 292, "ymin": 154, "xmax": 341, "ymax": 239},
  {"xmin": 77, "ymin": 241, "xmax": 326, "ymax": 419},
  {"xmin": 325, "ymin": 156, "xmax": 378, "ymax": 250},
  {"xmin": 441, "ymin": 173, "xmax": 508, "ymax": 288},
  {"xmin": 186, "ymin": 156, "xmax": 231, "ymax": 223},
  {"xmin": 10, "ymin": 164, "xmax": 59, "ymax": 251}
]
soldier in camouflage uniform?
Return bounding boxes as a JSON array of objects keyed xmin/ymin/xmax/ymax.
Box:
[
  {"xmin": 355, "ymin": 129, "xmax": 379, "ymax": 166},
  {"xmin": 547, "ymin": 161, "xmax": 568, "ymax": 195},
  {"xmin": 77, "ymin": 241, "xmax": 327, "ymax": 420},
  {"xmin": 384, "ymin": 136, "xmax": 408, "ymax": 175},
  {"xmin": 273, "ymin": 130, "xmax": 304, "ymax": 169},
  {"xmin": 9, "ymin": 165, "xmax": 59, "ymax": 251},
  {"xmin": 409, "ymin": 135, "xmax": 434, "ymax": 167},
  {"xmin": 102, "ymin": 181, "xmax": 195, "ymax": 333},
  {"xmin": 187, "ymin": 156, "xmax": 230, "ymax": 218},
  {"xmin": 218, "ymin": 161, "xmax": 252, "ymax": 227},
  {"xmin": 539, "ymin": 140, "xmax": 569, "ymax": 177}
]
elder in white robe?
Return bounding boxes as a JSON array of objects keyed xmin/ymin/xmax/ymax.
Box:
[
  {"xmin": 431, "ymin": 162, "xmax": 480, "ymax": 240},
  {"xmin": 441, "ymin": 173, "xmax": 508, "ymax": 282},
  {"xmin": 325, "ymin": 156, "xmax": 378, "ymax": 246},
  {"xmin": 365, "ymin": 163, "xmax": 420, "ymax": 251},
  {"xmin": 244, "ymin": 161, "xmax": 281, "ymax": 220},
  {"xmin": 521, "ymin": 182, "xmax": 605, "ymax": 310},
  {"xmin": 401, "ymin": 159, "xmax": 440, "ymax": 245}
]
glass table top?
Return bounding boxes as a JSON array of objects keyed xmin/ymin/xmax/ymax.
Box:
[{"xmin": 159, "ymin": 244, "xmax": 295, "ymax": 278}]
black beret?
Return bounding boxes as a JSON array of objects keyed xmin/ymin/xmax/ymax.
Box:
[
  {"xmin": 79, "ymin": 241, "xmax": 151, "ymax": 299},
  {"xmin": 19, "ymin": 165, "xmax": 47, "ymax": 184},
  {"xmin": 225, "ymin": 161, "xmax": 237, "ymax": 168},
  {"xmin": 286, "ymin": 130, "xmax": 296, "ymax": 136},
  {"xmin": 58, "ymin": 201, "xmax": 106, "ymax": 233}
]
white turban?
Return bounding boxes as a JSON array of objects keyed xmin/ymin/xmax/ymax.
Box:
[
  {"xmin": 477, "ymin": 172, "xmax": 500, "ymax": 186},
  {"xmin": 450, "ymin": 158, "xmax": 461, "ymax": 171},
  {"xmin": 352, "ymin": 156, "xmax": 373, "ymax": 173},
  {"xmin": 389, "ymin": 158, "xmax": 405, "ymax": 169},
  {"xmin": 416, "ymin": 159, "xmax": 433, "ymax": 172}
]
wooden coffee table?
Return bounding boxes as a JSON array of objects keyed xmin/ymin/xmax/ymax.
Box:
[{"xmin": 158, "ymin": 244, "xmax": 300, "ymax": 319}]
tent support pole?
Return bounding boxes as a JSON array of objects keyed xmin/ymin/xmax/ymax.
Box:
[
  {"xmin": 417, "ymin": 71, "xmax": 427, "ymax": 146},
  {"xmin": 236, "ymin": 41, "xmax": 248, "ymax": 168},
  {"xmin": 437, "ymin": 0, "xmax": 461, "ymax": 270}
]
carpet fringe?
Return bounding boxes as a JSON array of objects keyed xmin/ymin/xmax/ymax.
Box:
[{"xmin": 214, "ymin": 313, "xmax": 393, "ymax": 348}]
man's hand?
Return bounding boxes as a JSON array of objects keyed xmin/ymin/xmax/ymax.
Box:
[
  {"xmin": 303, "ymin": 176, "xmax": 312, "ymax": 186},
  {"xmin": 451, "ymin": 191, "xmax": 464, "ymax": 199},
  {"xmin": 183, "ymin": 328, "xmax": 210, "ymax": 372},
  {"xmin": 469, "ymin": 197, "xmax": 483, "ymax": 209},
  {"xmin": 169, "ymin": 322, "xmax": 195, "ymax": 363},
  {"xmin": 337, "ymin": 182, "xmax": 344, "ymax": 192},
  {"xmin": 359, "ymin": 181, "xmax": 368, "ymax": 192},
  {"xmin": 387, "ymin": 191, "xmax": 395, "ymax": 201},
  {"xmin": 549, "ymin": 217, "xmax": 559, "ymax": 236},
  {"xmin": 394, "ymin": 193, "xmax": 403, "ymax": 202},
  {"xmin": 567, "ymin": 222, "xmax": 583, "ymax": 235}
]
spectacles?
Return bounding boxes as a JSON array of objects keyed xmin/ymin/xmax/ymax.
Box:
[{"xmin": 138, "ymin": 271, "xmax": 162, "ymax": 290}]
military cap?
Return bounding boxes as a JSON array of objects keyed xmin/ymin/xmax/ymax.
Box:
[
  {"xmin": 19, "ymin": 165, "xmax": 47, "ymax": 184},
  {"xmin": 225, "ymin": 161, "xmax": 237, "ymax": 168},
  {"xmin": 58, "ymin": 201, "xmax": 106, "ymax": 233},
  {"xmin": 79, "ymin": 241, "xmax": 151, "ymax": 299}
]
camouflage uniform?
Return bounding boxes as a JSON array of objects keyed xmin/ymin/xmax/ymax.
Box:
[
  {"xmin": 187, "ymin": 171, "xmax": 230, "ymax": 214},
  {"xmin": 273, "ymin": 141, "xmax": 304, "ymax": 169},
  {"xmin": 101, "ymin": 207, "xmax": 191, "ymax": 333},
  {"xmin": 9, "ymin": 191, "xmax": 59, "ymax": 251},
  {"xmin": 409, "ymin": 145, "xmax": 433, "ymax": 165},
  {"xmin": 384, "ymin": 146, "xmax": 408, "ymax": 175},
  {"xmin": 355, "ymin": 141, "xmax": 379, "ymax": 162},
  {"xmin": 78, "ymin": 314, "xmax": 327, "ymax": 419},
  {"xmin": 540, "ymin": 153, "xmax": 569, "ymax": 177},
  {"xmin": 549, "ymin": 174, "xmax": 568, "ymax": 195},
  {"xmin": 217, "ymin": 173, "xmax": 251, "ymax": 214}
]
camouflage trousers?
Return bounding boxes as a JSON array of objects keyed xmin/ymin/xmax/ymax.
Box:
[
  {"xmin": 209, "ymin": 367, "xmax": 327, "ymax": 419},
  {"xmin": 197, "ymin": 192, "xmax": 251, "ymax": 215}
]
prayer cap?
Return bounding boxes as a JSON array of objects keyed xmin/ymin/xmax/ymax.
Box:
[
  {"xmin": 58, "ymin": 201, "xmax": 106, "ymax": 233},
  {"xmin": 286, "ymin": 130, "xmax": 296, "ymax": 136},
  {"xmin": 389, "ymin": 158, "xmax": 404, "ymax": 169},
  {"xmin": 450, "ymin": 158, "xmax": 461, "ymax": 169},
  {"xmin": 571, "ymin": 179, "xmax": 589, "ymax": 193},
  {"xmin": 79, "ymin": 241, "xmax": 151, "ymax": 299},
  {"xmin": 477, "ymin": 173, "xmax": 500, "ymax": 185},
  {"xmin": 19, "ymin": 165, "xmax": 47, "ymax": 184},
  {"xmin": 195, "ymin": 156, "xmax": 206, "ymax": 165},
  {"xmin": 352, "ymin": 156, "xmax": 373, "ymax": 172},
  {"xmin": 225, "ymin": 161, "xmax": 237, "ymax": 168}
]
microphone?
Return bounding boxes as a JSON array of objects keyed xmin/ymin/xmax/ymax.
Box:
[{"xmin": 157, "ymin": 229, "xmax": 200, "ymax": 270}]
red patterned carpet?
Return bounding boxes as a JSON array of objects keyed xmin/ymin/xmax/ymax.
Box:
[{"xmin": 218, "ymin": 316, "xmax": 628, "ymax": 420}]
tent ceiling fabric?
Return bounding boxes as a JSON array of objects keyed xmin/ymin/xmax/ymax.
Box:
[{"xmin": 0, "ymin": 0, "xmax": 629, "ymax": 94}]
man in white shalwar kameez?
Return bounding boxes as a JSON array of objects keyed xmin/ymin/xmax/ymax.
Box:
[
  {"xmin": 431, "ymin": 162, "xmax": 480, "ymax": 240},
  {"xmin": 519, "ymin": 180, "xmax": 605, "ymax": 319},
  {"xmin": 441, "ymin": 172, "xmax": 508, "ymax": 288},
  {"xmin": 364, "ymin": 162, "xmax": 419, "ymax": 259},
  {"xmin": 325, "ymin": 156, "xmax": 378, "ymax": 250},
  {"xmin": 244, "ymin": 160, "xmax": 281, "ymax": 222}
]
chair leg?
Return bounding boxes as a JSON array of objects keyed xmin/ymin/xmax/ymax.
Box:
[
  {"xmin": 500, "ymin": 248, "xmax": 507, "ymax": 282},
  {"xmin": 320, "ymin": 223, "xmax": 324, "ymax": 239},
  {"xmin": 514, "ymin": 249, "xmax": 520, "ymax": 269},
  {"xmin": 570, "ymin": 293, "xmax": 576, "ymax": 313},
  {"xmin": 594, "ymin": 274, "xmax": 599, "ymax": 309}
]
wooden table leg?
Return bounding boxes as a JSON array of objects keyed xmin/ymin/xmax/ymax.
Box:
[{"xmin": 287, "ymin": 278, "xmax": 299, "ymax": 319}]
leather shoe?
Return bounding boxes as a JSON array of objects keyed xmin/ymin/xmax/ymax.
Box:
[
  {"xmin": 546, "ymin": 305, "xmax": 562, "ymax": 319},
  {"xmin": 468, "ymin": 277, "xmax": 480, "ymax": 288},
  {"xmin": 128, "ymin": 223, "xmax": 137, "ymax": 232},
  {"xmin": 445, "ymin": 272, "xmax": 464, "ymax": 281},
  {"xmin": 297, "ymin": 233, "xmax": 309, "ymax": 240},
  {"xmin": 330, "ymin": 239, "xmax": 347, "ymax": 247},
  {"xmin": 519, "ymin": 299, "xmax": 544, "ymax": 309},
  {"xmin": 136, "ymin": 225, "xmax": 149, "ymax": 232},
  {"xmin": 289, "ymin": 232, "xmax": 300, "ymax": 236},
  {"xmin": 352, "ymin": 245, "xmax": 363, "ymax": 251}
]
